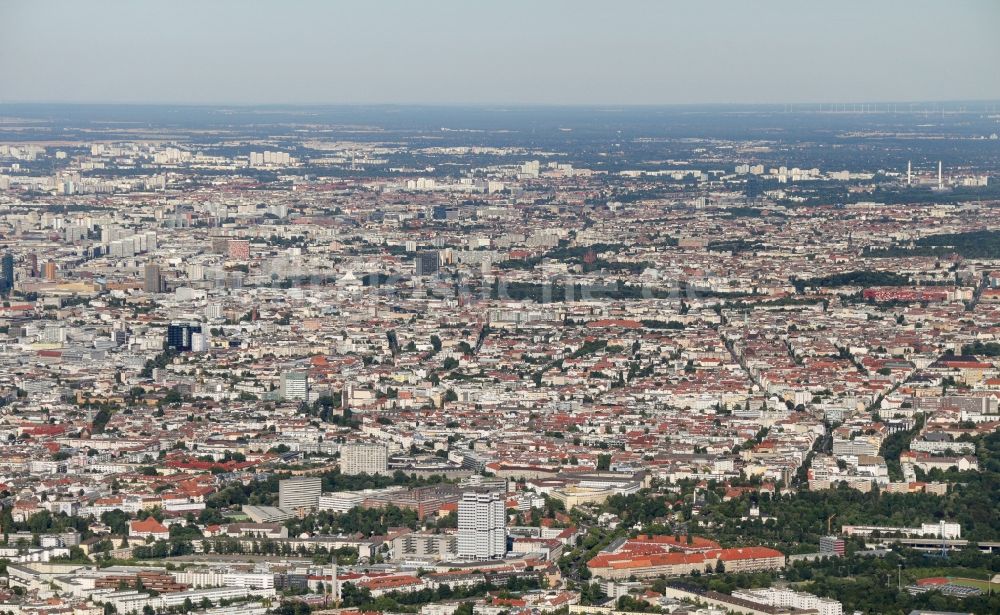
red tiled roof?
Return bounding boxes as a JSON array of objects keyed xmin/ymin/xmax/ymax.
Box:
[
  {"xmin": 589, "ymin": 550, "xmax": 705, "ymax": 570},
  {"xmin": 359, "ymin": 575, "xmax": 422, "ymax": 591},
  {"xmin": 130, "ymin": 518, "xmax": 168, "ymax": 534},
  {"xmin": 714, "ymin": 547, "xmax": 784, "ymax": 561}
]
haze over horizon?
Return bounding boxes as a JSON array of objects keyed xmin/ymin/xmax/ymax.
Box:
[{"xmin": 2, "ymin": 0, "xmax": 999, "ymax": 106}]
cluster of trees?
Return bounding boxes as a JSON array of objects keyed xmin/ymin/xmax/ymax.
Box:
[
  {"xmin": 50, "ymin": 546, "xmax": 90, "ymax": 563},
  {"xmin": 664, "ymin": 570, "xmax": 774, "ymax": 597},
  {"xmin": 340, "ymin": 576, "xmax": 541, "ymax": 612},
  {"xmin": 787, "ymin": 546, "xmax": 1000, "ymax": 614},
  {"xmin": 2, "ymin": 508, "xmax": 90, "ymax": 537},
  {"xmin": 91, "ymin": 406, "xmax": 115, "ymax": 433},
  {"xmin": 140, "ymin": 350, "xmax": 177, "ymax": 378},
  {"xmin": 577, "ymin": 582, "xmax": 607, "ymax": 605},
  {"xmin": 707, "ymin": 239, "xmax": 764, "ymax": 254},
  {"xmin": 596, "ymin": 453, "xmax": 612, "ymax": 471},
  {"xmin": 864, "ymin": 229, "xmax": 1000, "ymax": 259},
  {"xmin": 697, "ymin": 435, "xmax": 999, "ymax": 546},
  {"xmin": 640, "ymin": 319, "xmax": 685, "ymax": 330},
  {"xmin": 570, "ymin": 339, "xmax": 608, "ymax": 359},
  {"xmin": 296, "ymin": 394, "xmax": 350, "ymax": 425},
  {"xmin": 594, "ymin": 430, "xmax": 998, "ymax": 556},
  {"xmin": 271, "ymin": 603, "xmax": 312, "ymax": 615},
  {"xmin": 792, "ymin": 270, "xmax": 911, "ymax": 292},
  {"xmin": 204, "ymin": 474, "xmax": 281, "ymax": 510},
  {"xmin": 284, "ymin": 503, "xmax": 419, "ymax": 537},
  {"xmin": 724, "ymin": 207, "xmax": 782, "ymax": 219},
  {"xmin": 503, "ymin": 246, "xmax": 650, "ymax": 275},
  {"xmin": 490, "ymin": 279, "xmax": 714, "ymax": 303},
  {"xmin": 329, "ymin": 545, "xmax": 360, "ymax": 565},
  {"xmin": 169, "ymin": 523, "xmax": 204, "ymax": 540},
  {"xmin": 558, "ymin": 526, "xmax": 623, "ymax": 581},
  {"xmin": 962, "ymin": 340, "xmax": 1000, "ymax": 357},
  {"xmin": 434, "ymin": 510, "xmax": 458, "ymax": 529},
  {"xmin": 320, "ymin": 468, "xmax": 451, "ymax": 493},
  {"xmin": 616, "ymin": 594, "xmax": 667, "ymax": 612},
  {"xmin": 604, "ymin": 492, "xmax": 674, "ymax": 527},
  {"xmin": 498, "ymin": 242, "xmax": 631, "ymax": 272},
  {"xmin": 881, "ymin": 414, "xmax": 926, "ymax": 481},
  {"xmin": 100, "ymin": 510, "xmax": 131, "ymax": 535},
  {"xmin": 196, "ymin": 539, "xmax": 354, "ymax": 560},
  {"xmin": 132, "ymin": 540, "xmax": 195, "ymax": 558}
]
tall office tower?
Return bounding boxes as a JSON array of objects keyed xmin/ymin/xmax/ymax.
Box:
[
  {"xmin": 144, "ymin": 264, "xmax": 162, "ymax": 293},
  {"xmin": 43, "ymin": 261, "xmax": 57, "ymax": 280},
  {"xmin": 907, "ymin": 160, "xmax": 912, "ymax": 186},
  {"xmin": 414, "ymin": 251, "xmax": 440, "ymax": 276},
  {"xmin": 280, "ymin": 371, "xmax": 309, "ymax": 401},
  {"xmin": 340, "ymin": 443, "xmax": 389, "ymax": 476},
  {"xmin": 166, "ymin": 323, "xmax": 201, "ymax": 352},
  {"xmin": 27, "ymin": 253, "xmax": 37, "ymax": 277},
  {"xmin": 278, "ymin": 477, "xmax": 322, "ymax": 511},
  {"xmin": 0, "ymin": 253, "xmax": 13, "ymax": 291},
  {"xmin": 457, "ymin": 492, "xmax": 506, "ymax": 560},
  {"xmin": 938, "ymin": 161, "xmax": 943, "ymax": 189}
]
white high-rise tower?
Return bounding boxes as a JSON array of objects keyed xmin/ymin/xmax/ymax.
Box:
[
  {"xmin": 938, "ymin": 161, "xmax": 943, "ymax": 190},
  {"xmin": 907, "ymin": 161, "xmax": 912, "ymax": 186},
  {"xmin": 457, "ymin": 492, "xmax": 506, "ymax": 560}
]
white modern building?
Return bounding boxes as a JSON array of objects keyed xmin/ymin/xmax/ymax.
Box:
[
  {"xmin": 457, "ymin": 491, "xmax": 506, "ymax": 560},
  {"xmin": 280, "ymin": 371, "xmax": 309, "ymax": 402},
  {"xmin": 733, "ymin": 588, "xmax": 843, "ymax": 615},
  {"xmin": 340, "ymin": 443, "xmax": 389, "ymax": 476},
  {"xmin": 841, "ymin": 521, "xmax": 961, "ymax": 540},
  {"xmin": 278, "ymin": 477, "xmax": 321, "ymax": 511},
  {"xmin": 249, "ymin": 151, "xmax": 293, "ymax": 166},
  {"xmin": 318, "ymin": 492, "xmax": 366, "ymax": 513},
  {"xmin": 173, "ymin": 570, "xmax": 276, "ymax": 591}
]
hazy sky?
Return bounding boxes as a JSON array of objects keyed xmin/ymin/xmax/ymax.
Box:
[{"xmin": 2, "ymin": 0, "xmax": 999, "ymax": 105}]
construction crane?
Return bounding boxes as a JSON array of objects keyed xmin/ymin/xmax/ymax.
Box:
[{"xmin": 827, "ymin": 513, "xmax": 836, "ymax": 534}]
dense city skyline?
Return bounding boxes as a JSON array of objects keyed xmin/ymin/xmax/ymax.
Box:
[
  {"xmin": 2, "ymin": 4, "xmax": 1000, "ymax": 615},
  {"xmin": 1, "ymin": 100, "xmax": 999, "ymax": 615}
]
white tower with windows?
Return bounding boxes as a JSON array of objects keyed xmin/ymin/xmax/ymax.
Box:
[{"xmin": 457, "ymin": 491, "xmax": 506, "ymax": 560}]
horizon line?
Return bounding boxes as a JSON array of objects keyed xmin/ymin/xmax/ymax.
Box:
[{"xmin": 2, "ymin": 99, "xmax": 1000, "ymax": 109}]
